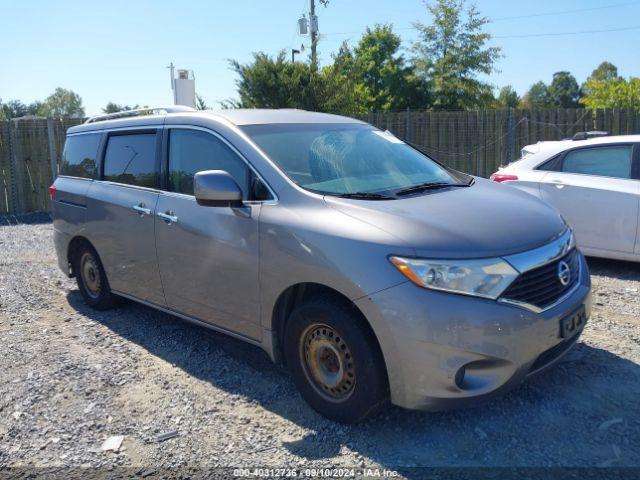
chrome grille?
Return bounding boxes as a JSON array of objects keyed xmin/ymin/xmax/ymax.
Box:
[{"xmin": 501, "ymin": 249, "xmax": 580, "ymax": 310}]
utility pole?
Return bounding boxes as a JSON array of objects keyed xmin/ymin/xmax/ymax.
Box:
[
  {"xmin": 167, "ymin": 62, "xmax": 176, "ymax": 104},
  {"xmin": 310, "ymin": 0, "xmax": 317, "ymax": 70}
]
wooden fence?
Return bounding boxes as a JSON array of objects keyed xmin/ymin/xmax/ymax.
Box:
[
  {"xmin": 359, "ymin": 108, "xmax": 640, "ymax": 177},
  {"xmin": 0, "ymin": 117, "xmax": 83, "ymax": 215},
  {"xmin": 1, "ymin": 108, "xmax": 639, "ymax": 214}
]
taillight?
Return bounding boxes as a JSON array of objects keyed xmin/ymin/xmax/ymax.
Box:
[
  {"xmin": 49, "ymin": 184, "xmax": 56, "ymax": 201},
  {"xmin": 490, "ymin": 173, "xmax": 518, "ymax": 183}
]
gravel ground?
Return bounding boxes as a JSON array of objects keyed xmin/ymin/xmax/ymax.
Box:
[{"xmin": 1, "ymin": 215, "xmax": 639, "ymax": 476}]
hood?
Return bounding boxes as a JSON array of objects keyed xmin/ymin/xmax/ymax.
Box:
[{"xmin": 323, "ymin": 178, "xmax": 566, "ymax": 259}]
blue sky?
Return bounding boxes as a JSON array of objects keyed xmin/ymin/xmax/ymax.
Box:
[{"xmin": 2, "ymin": 0, "xmax": 639, "ymax": 115}]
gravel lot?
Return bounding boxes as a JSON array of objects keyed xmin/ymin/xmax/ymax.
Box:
[{"xmin": 1, "ymin": 215, "xmax": 639, "ymax": 476}]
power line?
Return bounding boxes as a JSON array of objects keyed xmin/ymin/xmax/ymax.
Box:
[
  {"xmin": 493, "ymin": 25, "xmax": 640, "ymax": 39},
  {"xmin": 493, "ymin": 1, "xmax": 640, "ymax": 22},
  {"xmin": 320, "ymin": 1, "xmax": 640, "ymax": 37},
  {"xmin": 320, "ymin": 24, "xmax": 640, "ymax": 41}
]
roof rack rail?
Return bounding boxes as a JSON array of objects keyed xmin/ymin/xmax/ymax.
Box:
[
  {"xmin": 84, "ymin": 105, "xmax": 196, "ymax": 124},
  {"xmin": 571, "ymin": 131, "xmax": 608, "ymax": 141}
]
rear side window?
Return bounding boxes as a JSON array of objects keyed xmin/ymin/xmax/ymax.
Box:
[
  {"xmin": 168, "ymin": 129, "xmax": 249, "ymax": 196},
  {"xmin": 103, "ymin": 133, "xmax": 158, "ymax": 188},
  {"xmin": 561, "ymin": 146, "xmax": 633, "ymax": 179},
  {"xmin": 537, "ymin": 154, "xmax": 562, "ymax": 172},
  {"xmin": 60, "ymin": 134, "xmax": 101, "ymax": 178}
]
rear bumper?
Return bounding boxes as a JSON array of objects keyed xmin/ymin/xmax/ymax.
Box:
[
  {"xmin": 53, "ymin": 227, "xmax": 72, "ymax": 276},
  {"xmin": 355, "ymin": 252, "xmax": 591, "ymax": 411}
]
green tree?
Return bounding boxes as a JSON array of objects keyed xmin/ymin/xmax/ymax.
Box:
[
  {"xmin": 588, "ymin": 61, "xmax": 620, "ymax": 83},
  {"xmin": 102, "ymin": 102, "xmax": 138, "ymax": 113},
  {"xmin": 0, "ymin": 99, "xmax": 28, "ymax": 118},
  {"xmin": 318, "ymin": 44, "xmax": 368, "ymax": 114},
  {"xmin": 346, "ymin": 24, "xmax": 429, "ymax": 111},
  {"xmin": 332, "ymin": 41, "xmax": 355, "ymax": 77},
  {"xmin": 496, "ymin": 86, "xmax": 519, "ymax": 108},
  {"xmin": 40, "ymin": 88, "xmax": 85, "ymax": 117},
  {"xmin": 195, "ymin": 94, "xmax": 208, "ymax": 110},
  {"xmin": 27, "ymin": 101, "xmax": 44, "ymax": 116},
  {"xmin": 582, "ymin": 61, "xmax": 621, "ymax": 97},
  {"xmin": 0, "ymin": 99, "xmax": 50, "ymax": 118},
  {"xmin": 520, "ymin": 81, "xmax": 551, "ymax": 108},
  {"xmin": 412, "ymin": 0, "xmax": 501, "ymax": 110},
  {"xmin": 228, "ymin": 51, "xmax": 324, "ymax": 110},
  {"xmin": 580, "ymin": 77, "xmax": 640, "ymax": 110},
  {"xmin": 547, "ymin": 71, "xmax": 581, "ymax": 107}
]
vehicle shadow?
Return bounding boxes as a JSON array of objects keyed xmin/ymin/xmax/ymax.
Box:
[
  {"xmin": 587, "ymin": 256, "xmax": 640, "ymax": 281},
  {"xmin": 65, "ymin": 290, "xmax": 640, "ymax": 472},
  {"xmin": 0, "ymin": 211, "xmax": 52, "ymax": 226}
]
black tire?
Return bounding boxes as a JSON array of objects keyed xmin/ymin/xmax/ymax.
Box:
[
  {"xmin": 283, "ymin": 296, "xmax": 389, "ymax": 423},
  {"xmin": 72, "ymin": 243, "xmax": 118, "ymax": 310}
]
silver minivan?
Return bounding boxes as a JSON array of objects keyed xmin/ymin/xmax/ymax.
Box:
[{"xmin": 51, "ymin": 107, "xmax": 591, "ymax": 423}]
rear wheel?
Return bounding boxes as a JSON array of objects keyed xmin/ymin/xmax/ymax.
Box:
[
  {"xmin": 73, "ymin": 244, "xmax": 118, "ymax": 310},
  {"xmin": 284, "ymin": 297, "xmax": 389, "ymax": 423}
]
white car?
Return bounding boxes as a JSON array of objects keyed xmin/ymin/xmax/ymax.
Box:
[{"xmin": 491, "ymin": 134, "xmax": 640, "ymax": 262}]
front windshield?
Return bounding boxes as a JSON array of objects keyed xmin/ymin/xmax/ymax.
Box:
[{"xmin": 242, "ymin": 123, "xmax": 465, "ymax": 196}]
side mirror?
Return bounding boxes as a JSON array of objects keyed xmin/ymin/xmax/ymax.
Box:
[{"xmin": 194, "ymin": 170, "xmax": 243, "ymax": 206}]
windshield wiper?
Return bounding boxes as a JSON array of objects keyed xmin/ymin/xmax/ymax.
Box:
[
  {"xmin": 336, "ymin": 192, "xmax": 395, "ymax": 200},
  {"xmin": 395, "ymin": 181, "xmax": 471, "ymax": 196}
]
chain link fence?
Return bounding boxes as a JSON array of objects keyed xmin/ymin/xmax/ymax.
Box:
[{"xmin": 1, "ymin": 109, "xmax": 639, "ymax": 214}]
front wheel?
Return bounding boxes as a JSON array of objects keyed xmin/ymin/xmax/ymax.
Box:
[{"xmin": 284, "ymin": 297, "xmax": 389, "ymax": 423}]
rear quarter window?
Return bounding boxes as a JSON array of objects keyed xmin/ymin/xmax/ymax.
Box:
[
  {"xmin": 536, "ymin": 153, "xmax": 562, "ymax": 172},
  {"xmin": 59, "ymin": 134, "xmax": 101, "ymax": 178}
]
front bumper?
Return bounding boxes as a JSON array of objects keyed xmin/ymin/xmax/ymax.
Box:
[{"xmin": 355, "ymin": 251, "xmax": 591, "ymax": 411}]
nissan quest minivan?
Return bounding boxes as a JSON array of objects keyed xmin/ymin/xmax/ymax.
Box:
[{"xmin": 51, "ymin": 107, "xmax": 591, "ymax": 423}]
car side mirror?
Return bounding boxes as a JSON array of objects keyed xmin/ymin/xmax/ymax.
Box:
[{"xmin": 194, "ymin": 170, "xmax": 243, "ymax": 206}]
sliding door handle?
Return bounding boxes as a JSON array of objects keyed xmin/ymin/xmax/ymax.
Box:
[
  {"xmin": 133, "ymin": 204, "xmax": 151, "ymax": 215},
  {"xmin": 158, "ymin": 211, "xmax": 178, "ymax": 224}
]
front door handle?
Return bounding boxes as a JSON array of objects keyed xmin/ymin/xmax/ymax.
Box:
[
  {"xmin": 550, "ymin": 179, "xmax": 566, "ymax": 188},
  {"xmin": 133, "ymin": 203, "xmax": 151, "ymax": 215},
  {"xmin": 158, "ymin": 211, "xmax": 178, "ymax": 224}
]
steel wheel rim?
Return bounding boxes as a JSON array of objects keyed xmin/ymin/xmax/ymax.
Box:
[
  {"xmin": 300, "ymin": 323, "xmax": 356, "ymax": 401},
  {"xmin": 80, "ymin": 252, "xmax": 101, "ymax": 300}
]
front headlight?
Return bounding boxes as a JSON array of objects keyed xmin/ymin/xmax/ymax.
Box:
[{"xmin": 389, "ymin": 256, "xmax": 519, "ymax": 300}]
